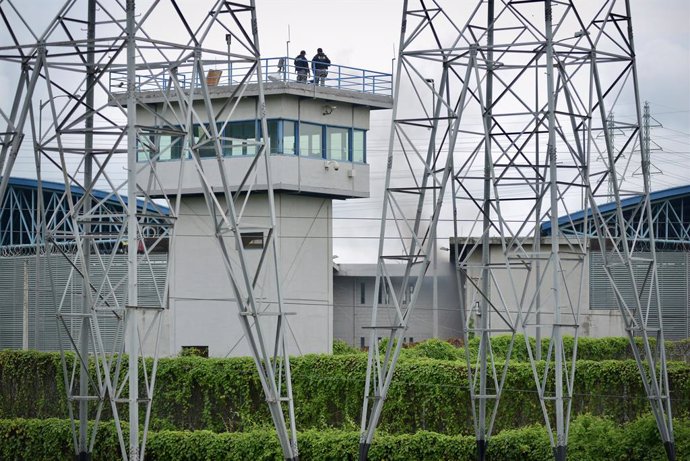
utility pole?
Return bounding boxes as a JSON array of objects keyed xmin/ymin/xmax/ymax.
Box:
[
  {"xmin": 23, "ymin": 261, "xmax": 28, "ymax": 350},
  {"xmin": 226, "ymin": 34, "xmax": 232, "ymax": 84},
  {"xmin": 606, "ymin": 112, "xmax": 615, "ymax": 200}
]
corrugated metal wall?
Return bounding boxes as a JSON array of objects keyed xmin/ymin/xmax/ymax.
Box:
[
  {"xmin": 0, "ymin": 258, "xmax": 24, "ymax": 348},
  {"xmin": 659, "ymin": 252, "xmax": 689, "ymax": 340},
  {"xmin": 0, "ymin": 253, "xmax": 167, "ymax": 351},
  {"xmin": 589, "ymin": 251, "xmax": 689, "ymax": 339}
]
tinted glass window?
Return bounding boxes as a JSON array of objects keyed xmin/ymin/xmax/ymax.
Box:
[
  {"xmin": 299, "ymin": 122, "xmax": 322, "ymax": 158},
  {"xmin": 158, "ymin": 134, "xmax": 185, "ymax": 161},
  {"xmin": 224, "ymin": 120, "xmax": 257, "ymax": 156},
  {"xmin": 266, "ymin": 120, "xmax": 280, "ymax": 154},
  {"xmin": 193, "ymin": 124, "xmax": 217, "ymax": 158},
  {"xmin": 327, "ymin": 126, "xmax": 349, "ymax": 161},
  {"xmin": 283, "ymin": 120, "xmax": 296, "ymax": 155}
]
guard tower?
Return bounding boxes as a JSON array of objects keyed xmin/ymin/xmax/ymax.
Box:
[{"xmin": 112, "ymin": 58, "xmax": 392, "ymax": 357}]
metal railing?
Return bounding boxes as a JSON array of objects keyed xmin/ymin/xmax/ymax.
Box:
[{"xmin": 109, "ymin": 56, "xmax": 392, "ymax": 97}]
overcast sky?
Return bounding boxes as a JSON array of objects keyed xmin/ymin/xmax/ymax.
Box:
[{"xmin": 1, "ymin": 0, "xmax": 688, "ymax": 263}]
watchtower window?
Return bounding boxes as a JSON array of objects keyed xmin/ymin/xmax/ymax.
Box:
[
  {"xmin": 299, "ymin": 122, "xmax": 322, "ymax": 158},
  {"xmin": 193, "ymin": 124, "xmax": 217, "ymax": 158},
  {"xmin": 327, "ymin": 126, "xmax": 349, "ymax": 161},
  {"xmin": 283, "ymin": 120, "xmax": 296, "ymax": 155},
  {"xmin": 136, "ymin": 119, "xmax": 366, "ymax": 163},
  {"xmin": 266, "ymin": 119, "xmax": 280, "ymax": 154},
  {"xmin": 224, "ymin": 120, "xmax": 257, "ymax": 156},
  {"xmin": 353, "ymin": 129, "xmax": 365, "ymax": 163}
]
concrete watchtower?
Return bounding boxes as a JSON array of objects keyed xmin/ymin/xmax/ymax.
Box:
[{"xmin": 116, "ymin": 57, "xmax": 392, "ymax": 357}]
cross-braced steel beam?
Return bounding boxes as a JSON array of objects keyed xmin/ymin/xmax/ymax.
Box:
[
  {"xmin": 360, "ymin": 1, "xmax": 675, "ymax": 460},
  {"xmin": 0, "ymin": 1, "xmax": 298, "ymax": 459}
]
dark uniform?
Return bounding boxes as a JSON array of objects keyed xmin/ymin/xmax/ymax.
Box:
[
  {"xmin": 311, "ymin": 48, "xmax": 331, "ymax": 86},
  {"xmin": 294, "ymin": 51, "xmax": 309, "ymax": 82}
]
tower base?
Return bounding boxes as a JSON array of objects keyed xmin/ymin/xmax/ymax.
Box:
[
  {"xmin": 664, "ymin": 441, "xmax": 676, "ymax": 461},
  {"xmin": 477, "ymin": 439, "xmax": 488, "ymax": 461},
  {"xmin": 553, "ymin": 445, "xmax": 567, "ymax": 461},
  {"xmin": 359, "ymin": 442, "xmax": 371, "ymax": 461}
]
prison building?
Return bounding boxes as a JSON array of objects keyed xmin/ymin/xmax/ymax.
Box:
[
  {"xmin": 541, "ymin": 185, "xmax": 690, "ymax": 340},
  {"xmin": 447, "ymin": 185, "xmax": 690, "ymax": 343},
  {"xmin": 333, "ymin": 262, "xmax": 462, "ymax": 348},
  {"xmin": 0, "ymin": 177, "xmax": 168, "ymax": 351}
]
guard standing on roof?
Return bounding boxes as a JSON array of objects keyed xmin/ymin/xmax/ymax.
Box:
[
  {"xmin": 294, "ymin": 50, "xmax": 309, "ymax": 83},
  {"xmin": 311, "ymin": 48, "xmax": 330, "ymax": 86}
]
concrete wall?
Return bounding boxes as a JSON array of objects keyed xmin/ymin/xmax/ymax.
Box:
[
  {"xmin": 138, "ymin": 94, "xmax": 370, "ymax": 132},
  {"xmin": 333, "ymin": 261, "xmax": 462, "ymax": 347},
  {"xmin": 138, "ymin": 155, "xmax": 370, "ymax": 198},
  {"xmin": 167, "ymin": 193, "xmax": 333, "ymax": 357},
  {"xmin": 334, "ymin": 238, "xmax": 632, "ymax": 349},
  {"xmin": 458, "ymin": 238, "xmax": 626, "ymax": 339}
]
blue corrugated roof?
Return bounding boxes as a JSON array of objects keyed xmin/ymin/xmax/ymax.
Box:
[
  {"xmin": 541, "ymin": 185, "xmax": 690, "ymax": 234},
  {"xmin": 5, "ymin": 177, "xmax": 169, "ymax": 215}
]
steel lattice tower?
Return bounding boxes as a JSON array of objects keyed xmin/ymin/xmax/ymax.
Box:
[
  {"xmin": 359, "ymin": 1, "xmax": 675, "ymax": 461},
  {"xmin": 0, "ymin": 1, "xmax": 298, "ymax": 459}
]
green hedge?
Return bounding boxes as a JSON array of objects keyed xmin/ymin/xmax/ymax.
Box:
[
  {"xmin": 1, "ymin": 349, "xmax": 689, "ymax": 435},
  {"xmin": 0, "ymin": 350, "xmax": 67, "ymax": 420},
  {"xmin": 1, "ymin": 415, "xmax": 688, "ymax": 460},
  {"xmin": 395, "ymin": 335, "xmax": 690, "ymax": 363}
]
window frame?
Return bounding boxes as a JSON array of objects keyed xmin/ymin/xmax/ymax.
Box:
[
  {"xmin": 222, "ymin": 119, "xmax": 258, "ymax": 157},
  {"xmin": 136, "ymin": 120, "xmax": 367, "ymax": 164},
  {"xmin": 352, "ymin": 128, "xmax": 366, "ymax": 163},
  {"xmin": 281, "ymin": 119, "xmax": 298, "ymax": 155},
  {"xmin": 258, "ymin": 118, "xmax": 299, "ymax": 155},
  {"xmin": 298, "ymin": 121, "xmax": 324, "ymax": 158},
  {"xmin": 325, "ymin": 125, "xmax": 350, "ymax": 161}
]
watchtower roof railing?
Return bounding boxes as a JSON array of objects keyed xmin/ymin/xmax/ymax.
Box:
[{"xmin": 109, "ymin": 56, "xmax": 392, "ymax": 97}]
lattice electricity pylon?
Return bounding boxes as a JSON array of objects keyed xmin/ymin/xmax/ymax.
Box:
[
  {"xmin": 0, "ymin": 1, "xmax": 173, "ymax": 459},
  {"xmin": 450, "ymin": 0, "xmax": 675, "ymax": 459},
  {"xmin": 535, "ymin": 1, "xmax": 674, "ymax": 459},
  {"xmin": 128, "ymin": 1, "xmax": 299, "ymax": 457},
  {"xmin": 358, "ymin": 2, "xmax": 525, "ymax": 459},
  {"xmin": 0, "ymin": 1, "xmax": 298, "ymax": 460},
  {"xmin": 445, "ymin": 2, "xmax": 593, "ymax": 459},
  {"xmin": 360, "ymin": 1, "xmax": 675, "ymax": 461},
  {"xmin": 113, "ymin": 0, "xmax": 299, "ymax": 459},
  {"xmin": 359, "ymin": 2, "xmax": 481, "ymax": 459}
]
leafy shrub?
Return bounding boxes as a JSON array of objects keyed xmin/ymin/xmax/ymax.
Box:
[
  {"xmin": 179, "ymin": 346, "xmax": 209, "ymax": 358},
  {"xmin": 1, "ymin": 349, "xmax": 689, "ymax": 435},
  {"xmin": 404, "ymin": 338, "xmax": 462, "ymax": 361},
  {"xmin": 666, "ymin": 339, "xmax": 690, "ymax": 364},
  {"xmin": 0, "ymin": 416, "xmax": 687, "ymax": 461},
  {"xmin": 332, "ymin": 339, "xmax": 361, "ymax": 355},
  {"xmin": 568, "ymin": 414, "xmax": 624, "ymax": 461}
]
